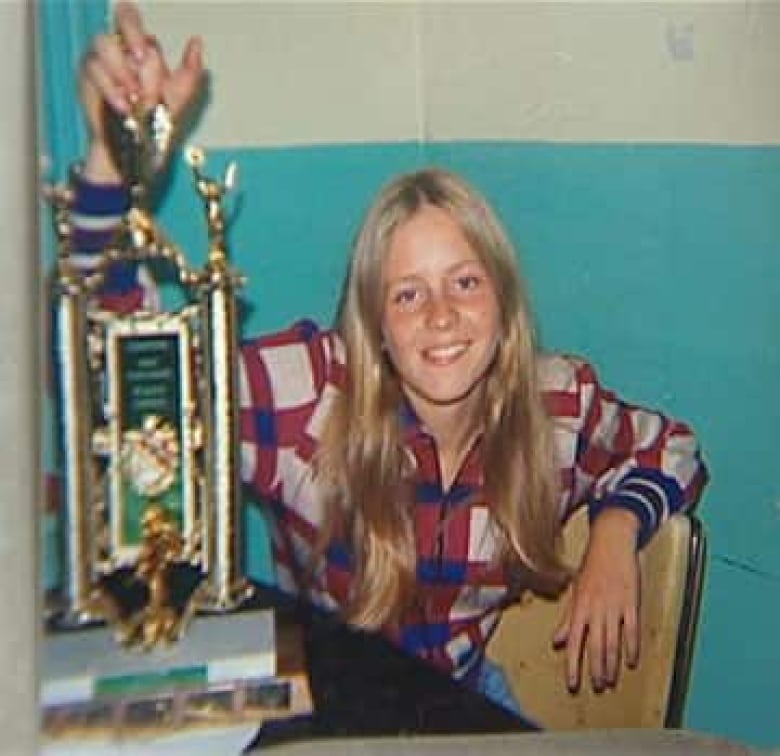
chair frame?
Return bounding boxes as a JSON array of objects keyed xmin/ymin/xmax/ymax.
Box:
[{"xmin": 665, "ymin": 514, "xmax": 707, "ymax": 727}]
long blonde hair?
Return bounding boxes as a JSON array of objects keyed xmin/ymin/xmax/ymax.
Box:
[{"xmin": 315, "ymin": 168, "xmax": 569, "ymax": 628}]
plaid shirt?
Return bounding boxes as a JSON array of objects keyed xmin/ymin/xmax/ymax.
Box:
[
  {"xmin": 70, "ymin": 176, "xmax": 708, "ymax": 680},
  {"xmin": 239, "ymin": 320, "xmax": 707, "ymax": 679}
]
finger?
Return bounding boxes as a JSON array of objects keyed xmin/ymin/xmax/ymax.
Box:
[
  {"xmin": 603, "ymin": 609, "xmax": 622, "ymax": 687},
  {"xmin": 90, "ymin": 33, "xmax": 140, "ymax": 102},
  {"xmin": 587, "ymin": 614, "xmax": 606, "ymax": 691},
  {"xmin": 164, "ymin": 37, "xmax": 205, "ymax": 117},
  {"xmin": 114, "ymin": 1, "xmax": 149, "ymax": 64},
  {"xmin": 181, "ymin": 35, "xmax": 205, "ymax": 77},
  {"xmin": 565, "ymin": 615, "xmax": 587, "ymax": 692},
  {"xmin": 136, "ymin": 39, "xmax": 169, "ymax": 109},
  {"xmin": 82, "ymin": 49, "xmax": 131, "ymax": 115},
  {"xmin": 623, "ymin": 602, "xmax": 640, "ymax": 668}
]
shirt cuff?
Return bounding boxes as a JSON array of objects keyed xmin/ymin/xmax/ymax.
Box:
[
  {"xmin": 588, "ymin": 468, "xmax": 683, "ymax": 549},
  {"xmin": 71, "ymin": 167, "xmax": 129, "ymax": 216}
]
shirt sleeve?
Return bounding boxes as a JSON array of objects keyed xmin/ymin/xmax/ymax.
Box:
[
  {"xmin": 237, "ymin": 320, "xmax": 347, "ymax": 595},
  {"xmin": 551, "ymin": 356, "xmax": 709, "ymax": 548},
  {"xmin": 237, "ymin": 319, "xmax": 346, "ymax": 499},
  {"xmin": 69, "ymin": 171, "xmax": 157, "ymax": 313}
]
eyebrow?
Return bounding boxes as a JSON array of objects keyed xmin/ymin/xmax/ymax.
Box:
[{"xmin": 385, "ymin": 258, "xmax": 485, "ymax": 285}]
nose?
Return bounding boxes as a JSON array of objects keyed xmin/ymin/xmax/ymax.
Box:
[{"xmin": 425, "ymin": 290, "xmax": 457, "ymax": 330}]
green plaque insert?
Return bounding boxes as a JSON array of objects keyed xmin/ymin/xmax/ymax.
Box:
[{"xmin": 103, "ymin": 310, "xmax": 200, "ymax": 565}]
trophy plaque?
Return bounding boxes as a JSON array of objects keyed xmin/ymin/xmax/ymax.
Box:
[{"xmin": 40, "ymin": 103, "xmax": 304, "ymax": 740}]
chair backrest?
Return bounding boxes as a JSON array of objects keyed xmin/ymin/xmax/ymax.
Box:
[{"xmin": 486, "ymin": 510, "xmax": 707, "ymax": 729}]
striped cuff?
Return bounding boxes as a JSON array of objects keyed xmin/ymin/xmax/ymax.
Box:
[
  {"xmin": 71, "ymin": 167, "xmax": 129, "ymax": 216},
  {"xmin": 69, "ymin": 167, "xmax": 129, "ymax": 257},
  {"xmin": 588, "ymin": 468, "xmax": 683, "ymax": 549}
]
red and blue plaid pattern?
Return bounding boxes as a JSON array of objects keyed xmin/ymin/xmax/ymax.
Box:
[{"xmin": 238, "ymin": 321, "xmax": 707, "ymax": 679}]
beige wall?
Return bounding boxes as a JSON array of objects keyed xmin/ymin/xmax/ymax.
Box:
[
  {"xmin": 138, "ymin": 1, "xmax": 780, "ymax": 148},
  {"xmin": 0, "ymin": 0, "xmax": 39, "ymax": 753}
]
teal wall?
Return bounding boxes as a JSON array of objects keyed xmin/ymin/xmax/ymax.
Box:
[{"xmin": 157, "ymin": 140, "xmax": 780, "ymax": 746}]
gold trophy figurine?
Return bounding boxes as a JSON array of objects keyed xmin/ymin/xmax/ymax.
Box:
[{"xmin": 47, "ymin": 100, "xmax": 253, "ymax": 648}]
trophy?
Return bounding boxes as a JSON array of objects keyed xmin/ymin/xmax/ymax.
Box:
[
  {"xmin": 47, "ymin": 101, "xmax": 252, "ymax": 639},
  {"xmin": 40, "ymin": 104, "xmax": 299, "ymax": 738}
]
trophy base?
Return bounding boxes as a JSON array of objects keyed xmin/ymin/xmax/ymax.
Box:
[
  {"xmin": 44, "ymin": 589, "xmax": 108, "ymax": 632},
  {"xmin": 41, "ymin": 607, "xmax": 314, "ymax": 743},
  {"xmin": 195, "ymin": 577, "xmax": 256, "ymax": 614}
]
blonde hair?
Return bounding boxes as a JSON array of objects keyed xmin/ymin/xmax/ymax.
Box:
[{"xmin": 315, "ymin": 168, "xmax": 569, "ymax": 628}]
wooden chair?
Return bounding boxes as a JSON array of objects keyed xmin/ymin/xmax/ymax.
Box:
[{"xmin": 487, "ymin": 509, "xmax": 707, "ymax": 729}]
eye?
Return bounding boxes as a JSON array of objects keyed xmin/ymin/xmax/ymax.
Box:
[
  {"xmin": 453, "ymin": 274, "xmax": 481, "ymax": 292},
  {"xmin": 389, "ymin": 285, "xmax": 424, "ymax": 309}
]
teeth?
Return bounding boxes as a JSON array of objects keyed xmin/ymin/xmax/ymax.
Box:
[{"xmin": 424, "ymin": 343, "xmax": 467, "ymax": 362}]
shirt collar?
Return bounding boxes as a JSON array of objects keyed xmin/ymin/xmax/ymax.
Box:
[{"xmin": 398, "ymin": 397, "xmax": 485, "ymax": 459}]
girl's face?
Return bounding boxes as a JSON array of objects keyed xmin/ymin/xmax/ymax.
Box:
[{"xmin": 381, "ymin": 204, "xmax": 501, "ymax": 427}]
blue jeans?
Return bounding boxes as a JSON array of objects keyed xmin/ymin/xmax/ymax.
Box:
[{"xmin": 474, "ymin": 657, "xmax": 540, "ymax": 728}]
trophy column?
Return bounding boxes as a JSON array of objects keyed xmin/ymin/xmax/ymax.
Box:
[
  {"xmin": 55, "ymin": 270, "xmax": 101, "ymax": 624},
  {"xmin": 200, "ymin": 260, "xmax": 247, "ymax": 609},
  {"xmin": 191, "ymin": 150, "xmax": 251, "ymax": 611},
  {"xmin": 47, "ymin": 188, "xmax": 102, "ymax": 626}
]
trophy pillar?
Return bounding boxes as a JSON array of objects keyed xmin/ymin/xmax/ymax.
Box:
[
  {"xmin": 55, "ymin": 277, "xmax": 100, "ymax": 623},
  {"xmin": 200, "ymin": 263, "xmax": 247, "ymax": 609},
  {"xmin": 191, "ymin": 150, "xmax": 251, "ymax": 611}
]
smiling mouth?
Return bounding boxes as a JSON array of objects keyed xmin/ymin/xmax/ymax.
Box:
[{"xmin": 421, "ymin": 342, "xmax": 469, "ymax": 365}]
